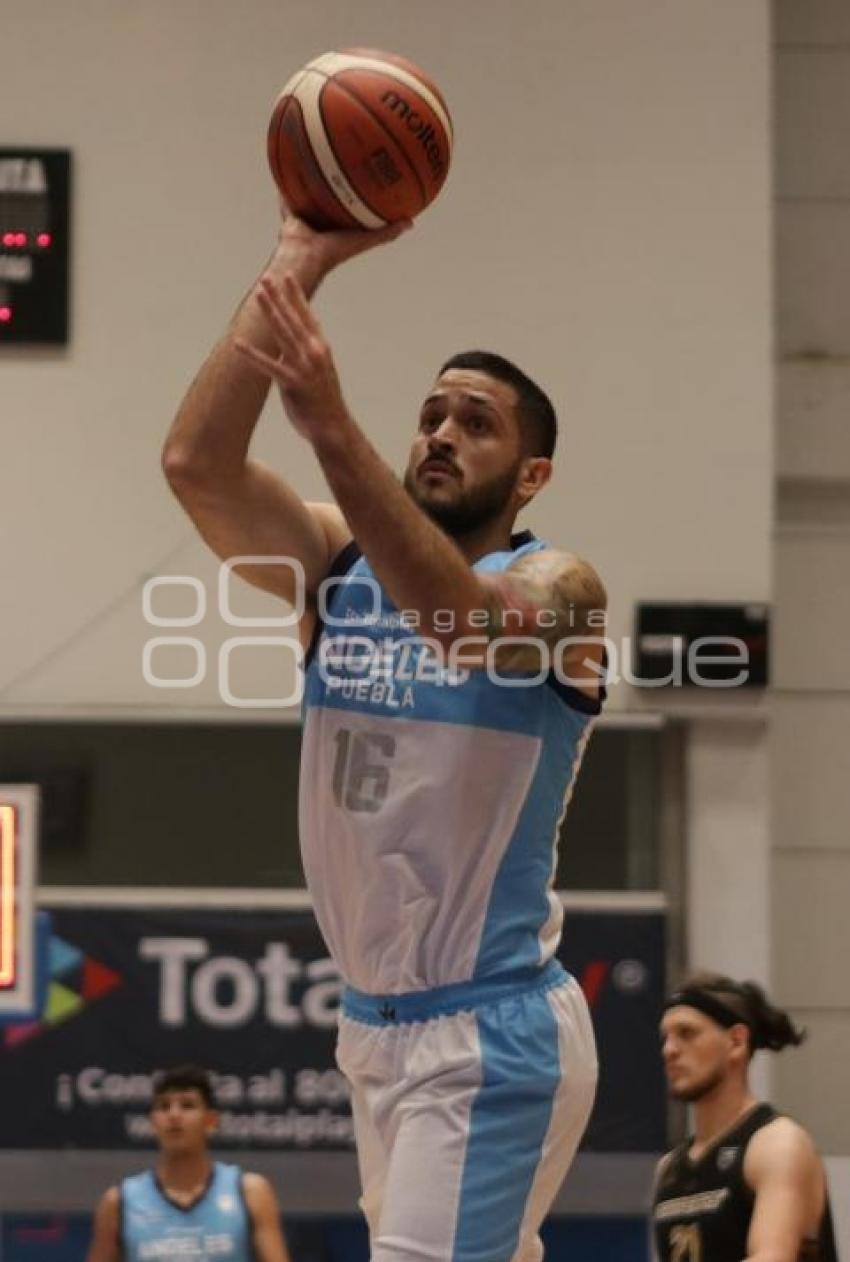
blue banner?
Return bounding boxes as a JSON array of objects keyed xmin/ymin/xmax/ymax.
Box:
[{"xmin": 0, "ymin": 905, "xmax": 666, "ymax": 1151}]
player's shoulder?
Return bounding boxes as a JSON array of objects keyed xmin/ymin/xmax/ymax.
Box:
[
  {"xmin": 240, "ymin": 1170, "xmax": 279, "ymax": 1209},
  {"xmin": 507, "ymin": 544, "xmax": 595, "ymax": 575},
  {"xmin": 507, "ymin": 547, "xmax": 607, "ymax": 604},
  {"xmin": 241, "ymin": 1169, "xmax": 272, "ymax": 1191},
  {"xmin": 117, "ymin": 1169, "xmax": 150, "ymax": 1194},
  {"xmin": 307, "ymin": 501, "xmax": 352, "ymax": 568},
  {"xmin": 88, "ymin": 1185, "xmax": 123, "ymax": 1262},
  {"xmin": 93, "ymin": 1184, "xmax": 122, "ymax": 1227},
  {"xmin": 744, "ymin": 1113, "xmax": 820, "ymax": 1181}
]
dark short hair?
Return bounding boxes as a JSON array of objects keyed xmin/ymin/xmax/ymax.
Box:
[
  {"xmin": 152, "ymin": 1064, "xmax": 215, "ymax": 1109},
  {"xmin": 438, "ymin": 350, "xmax": 557, "ymax": 459}
]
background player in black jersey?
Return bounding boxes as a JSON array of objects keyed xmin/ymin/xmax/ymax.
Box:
[{"xmin": 653, "ymin": 973, "xmax": 838, "ymax": 1262}]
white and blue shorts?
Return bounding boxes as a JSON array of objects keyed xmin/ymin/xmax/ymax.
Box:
[{"xmin": 336, "ymin": 960, "xmax": 598, "ymax": 1262}]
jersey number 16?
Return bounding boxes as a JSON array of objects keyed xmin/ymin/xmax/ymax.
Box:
[{"xmin": 332, "ymin": 729, "xmax": 396, "ymax": 813}]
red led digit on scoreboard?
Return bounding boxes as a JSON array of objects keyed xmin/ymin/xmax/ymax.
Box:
[
  {"xmin": 0, "ymin": 785, "xmax": 38, "ymax": 1018},
  {"xmin": 0, "ymin": 148, "xmax": 70, "ymax": 345},
  {"xmin": 0, "ymin": 805, "xmax": 17, "ymax": 988}
]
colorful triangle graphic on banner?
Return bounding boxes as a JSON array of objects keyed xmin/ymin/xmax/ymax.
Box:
[
  {"xmin": 82, "ymin": 958, "xmax": 122, "ymax": 1001},
  {"xmin": 4, "ymin": 1020, "xmax": 41, "ymax": 1048},
  {"xmin": 45, "ymin": 981, "xmax": 84, "ymax": 1025},
  {"xmin": 48, "ymin": 936, "xmax": 84, "ymax": 981},
  {"xmin": 3, "ymin": 937, "xmax": 124, "ymax": 1050}
]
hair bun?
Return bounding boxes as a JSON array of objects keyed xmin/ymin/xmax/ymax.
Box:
[{"xmin": 739, "ymin": 980, "xmax": 806, "ymax": 1051}]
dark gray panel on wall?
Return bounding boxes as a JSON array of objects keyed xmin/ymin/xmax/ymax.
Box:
[{"xmin": 1, "ymin": 720, "xmax": 661, "ymax": 891}]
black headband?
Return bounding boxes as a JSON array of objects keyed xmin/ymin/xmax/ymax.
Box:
[{"xmin": 664, "ymin": 989, "xmax": 750, "ymax": 1032}]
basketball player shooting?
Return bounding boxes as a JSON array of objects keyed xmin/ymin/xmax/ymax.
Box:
[
  {"xmin": 653, "ymin": 974, "xmax": 838, "ymax": 1262},
  {"xmin": 163, "ymin": 209, "xmax": 607, "ymax": 1262}
]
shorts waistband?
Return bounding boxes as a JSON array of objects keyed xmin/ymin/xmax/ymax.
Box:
[{"xmin": 341, "ymin": 958, "xmax": 569, "ymax": 1026}]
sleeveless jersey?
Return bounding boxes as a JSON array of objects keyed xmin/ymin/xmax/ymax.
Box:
[
  {"xmin": 121, "ymin": 1162, "xmax": 253, "ymax": 1261},
  {"xmin": 653, "ymin": 1104, "xmax": 839, "ymax": 1262},
  {"xmin": 299, "ymin": 531, "xmax": 602, "ymax": 993}
]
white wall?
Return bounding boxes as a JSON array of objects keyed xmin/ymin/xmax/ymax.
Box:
[
  {"xmin": 686, "ymin": 717, "xmax": 772, "ymax": 1098},
  {"xmin": 772, "ymin": 0, "xmax": 850, "ymax": 1157},
  {"xmin": 0, "ymin": 0, "xmax": 773, "ymax": 717},
  {"xmin": 826, "ymin": 1158, "xmax": 850, "ymax": 1257}
]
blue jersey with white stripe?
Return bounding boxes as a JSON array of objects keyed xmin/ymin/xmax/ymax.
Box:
[
  {"xmin": 299, "ymin": 531, "xmax": 601, "ymax": 994},
  {"xmin": 121, "ymin": 1162, "xmax": 252, "ymax": 1262}
]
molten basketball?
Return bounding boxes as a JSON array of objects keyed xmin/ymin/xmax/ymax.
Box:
[{"xmin": 267, "ymin": 48, "xmax": 453, "ymax": 231}]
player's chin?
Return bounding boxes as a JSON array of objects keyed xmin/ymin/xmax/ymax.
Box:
[
  {"xmin": 421, "ymin": 482, "xmax": 459, "ymax": 498},
  {"xmin": 421, "ymin": 470, "xmax": 464, "ymax": 497},
  {"xmin": 668, "ymin": 1079, "xmax": 705, "ymax": 1103},
  {"xmin": 161, "ymin": 1133, "xmax": 191, "ymax": 1151},
  {"xmin": 410, "ymin": 482, "xmax": 458, "ymax": 511}
]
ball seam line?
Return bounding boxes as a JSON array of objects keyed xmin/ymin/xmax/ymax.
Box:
[
  {"xmin": 312, "ymin": 52, "xmax": 454, "ymax": 146},
  {"xmin": 297, "ymin": 68, "xmax": 386, "ymax": 230},
  {"xmin": 323, "ymin": 76, "xmax": 428, "ymax": 209}
]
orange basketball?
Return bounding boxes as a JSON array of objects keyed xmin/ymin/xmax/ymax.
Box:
[{"xmin": 267, "ymin": 48, "xmax": 453, "ymax": 231}]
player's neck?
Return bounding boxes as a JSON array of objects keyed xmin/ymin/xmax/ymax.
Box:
[
  {"xmin": 692, "ymin": 1082, "xmax": 759, "ymax": 1151},
  {"xmin": 157, "ymin": 1149, "xmax": 213, "ymax": 1194},
  {"xmin": 452, "ymin": 521, "xmax": 516, "ymax": 566}
]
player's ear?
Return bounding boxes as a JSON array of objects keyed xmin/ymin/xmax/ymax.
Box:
[
  {"xmin": 516, "ymin": 456, "xmax": 552, "ymax": 504},
  {"xmin": 728, "ymin": 1023, "xmax": 751, "ymax": 1064},
  {"xmin": 206, "ymin": 1109, "xmax": 220, "ymax": 1137}
]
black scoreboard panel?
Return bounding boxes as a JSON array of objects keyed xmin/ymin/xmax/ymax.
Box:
[
  {"xmin": 0, "ymin": 148, "xmax": 71, "ymax": 345},
  {"xmin": 635, "ymin": 601, "xmax": 769, "ymax": 687}
]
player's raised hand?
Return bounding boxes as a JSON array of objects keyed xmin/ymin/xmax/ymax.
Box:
[
  {"xmin": 234, "ymin": 271, "xmax": 349, "ymax": 442},
  {"xmin": 274, "ymin": 207, "xmax": 412, "ymax": 292}
]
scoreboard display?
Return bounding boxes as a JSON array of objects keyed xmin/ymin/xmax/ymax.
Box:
[
  {"xmin": 0, "ymin": 148, "xmax": 71, "ymax": 345},
  {"xmin": 0, "ymin": 785, "xmax": 39, "ymax": 1018}
]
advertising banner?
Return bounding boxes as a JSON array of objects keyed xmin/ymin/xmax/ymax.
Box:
[{"xmin": 0, "ymin": 905, "xmax": 666, "ymax": 1152}]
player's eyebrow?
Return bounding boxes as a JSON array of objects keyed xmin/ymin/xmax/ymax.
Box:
[{"xmin": 421, "ymin": 391, "xmax": 501, "ymax": 415}]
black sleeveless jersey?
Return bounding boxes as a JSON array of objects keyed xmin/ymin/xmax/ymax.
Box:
[{"xmin": 652, "ymin": 1103, "xmax": 839, "ymax": 1262}]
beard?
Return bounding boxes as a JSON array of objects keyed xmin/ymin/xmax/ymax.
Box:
[
  {"xmin": 669, "ymin": 1064, "xmax": 726, "ymax": 1103},
  {"xmin": 403, "ymin": 459, "xmax": 521, "ymax": 537}
]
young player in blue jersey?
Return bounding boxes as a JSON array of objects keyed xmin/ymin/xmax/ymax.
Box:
[
  {"xmin": 164, "ymin": 213, "xmax": 607, "ymax": 1262},
  {"xmin": 86, "ymin": 1066, "xmax": 290, "ymax": 1262}
]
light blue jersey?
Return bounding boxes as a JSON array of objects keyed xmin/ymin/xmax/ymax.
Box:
[
  {"xmin": 300, "ymin": 531, "xmax": 602, "ymax": 994},
  {"xmin": 121, "ymin": 1162, "xmax": 252, "ymax": 1262}
]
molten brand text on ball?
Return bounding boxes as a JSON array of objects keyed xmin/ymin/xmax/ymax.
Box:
[{"xmin": 380, "ymin": 91, "xmax": 446, "ymax": 179}]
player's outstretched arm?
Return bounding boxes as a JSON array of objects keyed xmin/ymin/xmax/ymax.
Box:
[
  {"xmin": 242, "ymin": 1173, "xmax": 292, "ymax": 1262},
  {"xmin": 743, "ymin": 1119, "xmax": 826, "ymax": 1262},
  {"xmin": 162, "ymin": 213, "xmax": 408, "ymax": 612},
  {"xmin": 85, "ymin": 1187, "xmax": 121, "ymax": 1262},
  {"xmin": 236, "ymin": 272, "xmax": 606, "ymax": 655}
]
